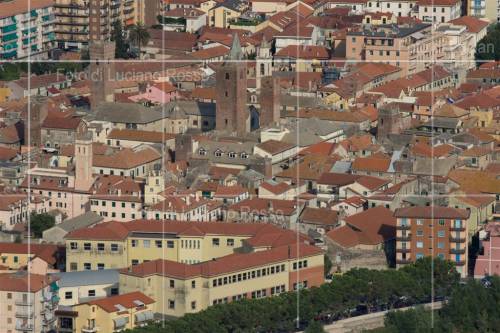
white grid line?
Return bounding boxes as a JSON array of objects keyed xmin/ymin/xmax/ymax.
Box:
[{"xmin": 8, "ymin": 2, "xmax": 494, "ymax": 331}]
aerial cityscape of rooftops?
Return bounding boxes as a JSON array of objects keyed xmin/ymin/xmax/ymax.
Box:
[{"xmin": 0, "ymin": 0, "xmax": 500, "ymax": 332}]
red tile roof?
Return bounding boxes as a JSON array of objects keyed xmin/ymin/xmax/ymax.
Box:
[
  {"xmin": 327, "ymin": 206, "xmax": 395, "ymax": 247},
  {"xmin": 121, "ymin": 243, "xmax": 322, "ymax": 279},
  {"xmin": 449, "ymin": 16, "xmax": 489, "ymax": 33},
  {"xmin": 0, "ymin": 243, "xmax": 60, "ymax": 265},
  {"xmin": 394, "ymin": 206, "xmax": 470, "ymax": 219},
  {"xmin": 88, "ymin": 291, "xmax": 154, "ymax": 313},
  {"xmin": 0, "ymin": 272, "xmax": 58, "ymax": 292}
]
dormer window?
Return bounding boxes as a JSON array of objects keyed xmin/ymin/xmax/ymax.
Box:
[
  {"xmin": 241, "ymin": 152, "xmax": 249, "ymax": 159},
  {"xmin": 214, "ymin": 150, "xmax": 223, "ymax": 157},
  {"xmin": 228, "ymin": 152, "xmax": 236, "ymax": 159},
  {"xmin": 198, "ymin": 148, "xmax": 207, "ymax": 156}
]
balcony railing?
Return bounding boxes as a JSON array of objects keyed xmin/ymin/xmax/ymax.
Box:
[
  {"xmin": 455, "ymin": 260, "xmax": 466, "ymax": 266},
  {"xmin": 396, "ymin": 235, "xmax": 411, "ymax": 241},
  {"xmin": 449, "ymin": 236, "xmax": 466, "ymax": 243},
  {"xmin": 396, "ymin": 248, "xmax": 411, "ymax": 253},
  {"xmin": 15, "ymin": 299, "xmax": 33, "ymax": 306},
  {"xmin": 450, "ymin": 226, "xmax": 465, "ymax": 232},
  {"xmin": 397, "ymin": 225, "xmax": 411, "ymax": 230},
  {"xmin": 82, "ymin": 326, "xmax": 99, "ymax": 333},
  {"xmin": 15, "ymin": 322, "xmax": 34, "ymax": 331},
  {"xmin": 450, "ymin": 248, "xmax": 466, "ymax": 254},
  {"xmin": 15, "ymin": 310, "xmax": 34, "ymax": 318},
  {"xmin": 396, "ymin": 258, "xmax": 412, "ymax": 264}
]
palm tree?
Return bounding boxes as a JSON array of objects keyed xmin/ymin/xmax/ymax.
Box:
[{"xmin": 128, "ymin": 22, "xmax": 150, "ymax": 59}]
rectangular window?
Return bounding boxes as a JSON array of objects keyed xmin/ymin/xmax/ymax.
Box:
[
  {"xmin": 83, "ymin": 263, "xmax": 91, "ymax": 270},
  {"xmin": 437, "ymin": 242, "xmax": 444, "ymax": 249},
  {"xmin": 97, "ymin": 263, "xmax": 105, "ymax": 270},
  {"xmin": 191, "ymin": 301, "xmax": 196, "ymax": 310},
  {"xmin": 192, "ymin": 281, "xmax": 196, "ymax": 288},
  {"xmin": 167, "ymin": 240, "xmax": 174, "ymax": 248},
  {"xmin": 416, "ymin": 230, "xmax": 424, "ymax": 237},
  {"xmin": 64, "ymin": 291, "xmax": 72, "ymax": 300},
  {"xmin": 169, "ymin": 300, "xmax": 175, "ymax": 309},
  {"xmin": 227, "ymin": 238, "xmax": 234, "ymax": 246},
  {"xmin": 88, "ymin": 290, "xmax": 96, "ymax": 297},
  {"xmin": 83, "ymin": 243, "xmax": 91, "ymax": 251},
  {"xmin": 416, "ymin": 219, "xmax": 423, "ymax": 225},
  {"xmin": 131, "ymin": 239, "xmax": 138, "ymax": 247},
  {"xmin": 70, "ymin": 242, "xmax": 78, "ymax": 250},
  {"xmin": 212, "ymin": 238, "xmax": 220, "ymax": 246},
  {"xmin": 437, "ymin": 230, "xmax": 445, "ymax": 237},
  {"xmin": 170, "ymin": 280, "xmax": 175, "ymax": 288},
  {"xmin": 111, "ymin": 244, "xmax": 119, "ymax": 252},
  {"xmin": 416, "ymin": 241, "xmax": 423, "ymax": 248},
  {"xmin": 155, "ymin": 240, "xmax": 162, "ymax": 248},
  {"xmin": 439, "ymin": 219, "xmax": 445, "ymax": 226},
  {"xmin": 97, "ymin": 243, "xmax": 105, "ymax": 251}
]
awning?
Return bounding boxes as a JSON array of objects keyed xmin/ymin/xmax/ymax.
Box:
[
  {"xmin": 113, "ymin": 317, "xmax": 129, "ymax": 329},
  {"xmin": 135, "ymin": 310, "xmax": 154, "ymax": 322},
  {"xmin": 144, "ymin": 311, "xmax": 154, "ymax": 321},
  {"xmin": 135, "ymin": 312, "xmax": 146, "ymax": 322}
]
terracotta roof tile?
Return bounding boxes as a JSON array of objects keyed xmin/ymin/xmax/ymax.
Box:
[{"xmin": 88, "ymin": 291, "xmax": 154, "ymax": 313}]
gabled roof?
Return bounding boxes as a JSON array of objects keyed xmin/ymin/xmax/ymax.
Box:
[
  {"xmin": 120, "ymin": 243, "xmax": 322, "ymax": 279},
  {"xmin": 88, "ymin": 291, "xmax": 154, "ymax": 313},
  {"xmin": 326, "ymin": 206, "xmax": 395, "ymax": 247},
  {"xmin": 394, "ymin": 206, "xmax": 469, "ymax": 219}
]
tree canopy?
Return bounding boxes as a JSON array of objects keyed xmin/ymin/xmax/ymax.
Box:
[
  {"xmin": 377, "ymin": 276, "xmax": 500, "ymax": 333},
  {"xmin": 476, "ymin": 23, "xmax": 500, "ymax": 62},
  {"xmin": 30, "ymin": 213, "xmax": 55, "ymax": 238}
]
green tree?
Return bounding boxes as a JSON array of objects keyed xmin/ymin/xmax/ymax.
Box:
[
  {"xmin": 476, "ymin": 23, "xmax": 500, "ymax": 62},
  {"xmin": 324, "ymin": 255, "xmax": 333, "ymax": 277},
  {"xmin": 112, "ymin": 20, "xmax": 129, "ymax": 59},
  {"xmin": 30, "ymin": 213, "xmax": 55, "ymax": 238},
  {"xmin": 305, "ymin": 320, "xmax": 326, "ymax": 333},
  {"xmin": 128, "ymin": 22, "xmax": 150, "ymax": 59}
]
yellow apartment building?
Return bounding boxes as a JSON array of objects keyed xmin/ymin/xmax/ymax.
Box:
[
  {"xmin": 119, "ymin": 243, "xmax": 324, "ymax": 317},
  {"xmin": 65, "ymin": 220, "xmax": 307, "ymax": 271},
  {"xmin": 0, "ymin": 243, "xmax": 60, "ymax": 270},
  {"xmin": 71, "ymin": 291, "xmax": 155, "ymax": 332}
]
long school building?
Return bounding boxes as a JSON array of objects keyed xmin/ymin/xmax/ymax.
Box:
[{"xmin": 119, "ymin": 243, "xmax": 324, "ymax": 317}]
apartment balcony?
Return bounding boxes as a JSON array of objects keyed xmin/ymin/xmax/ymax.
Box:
[
  {"xmin": 450, "ymin": 226, "xmax": 465, "ymax": 232},
  {"xmin": 397, "ymin": 225, "xmax": 410, "ymax": 230},
  {"xmin": 82, "ymin": 326, "xmax": 100, "ymax": 333},
  {"xmin": 15, "ymin": 322, "xmax": 33, "ymax": 331},
  {"xmin": 396, "ymin": 258, "xmax": 412, "ymax": 265},
  {"xmin": 450, "ymin": 248, "xmax": 466, "ymax": 254},
  {"xmin": 15, "ymin": 299, "xmax": 33, "ymax": 306},
  {"xmin": 396, "ymin": 235, "xmax": 411, "ymax": 241},
  {"xmin": 15, "ymin": 310, "xmax": 34, "ymax": 318},
  {"xmin": 449, "ymin": 236, "xmax": 466, "ymax": 243},
  {"xmin": 455, "ymin": 260, "xmax": 466, "ymax": 266},
  {"xmin": 396, "ymin": 248, "xmax": 411, "ymax": 253}
]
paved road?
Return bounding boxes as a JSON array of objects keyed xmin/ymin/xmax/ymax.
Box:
[{"xmin": 309, "ymin": 302, "xmax": 443, "ymax": 333}]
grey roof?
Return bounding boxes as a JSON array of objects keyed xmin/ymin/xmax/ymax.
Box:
[
  {"xmin": 282, "ymin": 118, "xmax": 343, "ymax": 147},
  {"xmin": 238, "ymin": 169, "xmax": 265, "ymax": 182},
  {"xmin": 52, "ymin": 269, "xmax": 119, "ymax": 288},
  {"xmin": 164, "ymin": 101, "xmax": 216, "ymax": 117},
  {"xmin": 412, "ymin": 157, "xmax": 457, "ymax": 177},
  {"xmin": 422, "ymin": 117, "xmax": 460, "ymax": 129},
  {"xmin": 348, "ymin": 23, "xmax": 431, "ymax": 38},
  {"xmin": 280, "ymin": 94, "xmax": 322, "ymax": 108},
  {"xmin": 330, "ymin": 161, "xmax": 351, "ymax": 173},
  {"xmin": 53, "ymin": 212, "xmax": 103, "ymax": 233},
  {"xmin": 229, "ymin": 34, "xmax": 243, "ymax": 60},
  {"xmin": 94, "ymin": 103, "xmax": 164, "ymax": 124}
]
